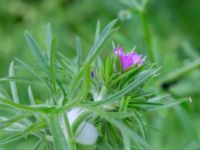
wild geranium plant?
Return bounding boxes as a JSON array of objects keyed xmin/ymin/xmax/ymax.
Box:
[{"xmin": 0, "ymin": 20, "xmax": 188, "ymax": 150}]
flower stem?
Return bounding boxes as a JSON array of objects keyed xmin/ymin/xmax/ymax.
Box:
[{"xmin": 141, "ymin": 11, "xmax": 154, "ymax": 62}]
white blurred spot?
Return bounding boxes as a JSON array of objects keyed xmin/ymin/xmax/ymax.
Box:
[
  {"xmin": 118, "ymin": 9, "xmax": 132, "ymax": 21},
  {"xmin": 188, "ymin": 97, "xmax": 192, "ymax": 103},
  {"xmin": 66, "ymin": 107, "xmax": 99, "ymax": 145},
  {"xmin": 75, "ymin": 122, "xmax": 98, "ymax": 145}
]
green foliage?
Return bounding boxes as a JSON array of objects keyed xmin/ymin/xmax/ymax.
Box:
[
  {"xmin": 0, "ymin": 20, "xmax": 189, "ymax": 150},
  {"xmin": 1, "ymin": 0, "xmax": 200, "ymax": 149}
]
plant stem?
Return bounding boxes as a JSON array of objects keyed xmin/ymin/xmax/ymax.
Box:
[
  {"xmin": 63, "ymin": 114, "xmax": 75, "ymax": 150},
  {"xmin": 141, "ymin": 11, "xmax": 154, "ymax": 62},
  {"xmin": 48, "ymin": 113, "xmax": 69, "ymax": 150}
]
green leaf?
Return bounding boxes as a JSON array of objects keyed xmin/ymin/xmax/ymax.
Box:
[
  {"xmin": 28, "ymin": 86, "xmax": 35, "ymax": 105},
  {"xmin": 86, "ymin": 69, "xmax": 156, "ymax": 107},
  {"xmin": 9, "ymin": 61, "xmax": 20, "ymax": 103},
  {"xmin": 24, "ymin": 31, "xmax": 48, "ymax": 72},
  {"xmin": 0, "ymin": 113, "xmax": 32, "ymax": 130},
  {"xmin": 173, "ymin": 103, "xmax": 197, "ymax": 134},
  {"xmin": 0, "ymin": 122, "xmax": 46, "ymax": 145},
  {"xmin": 182, "ymin": 40, "xmax": 199, "ymax": 59},
  {"xmin": 46, "ymin": 23, "xmax": 52, "ymax": 59},
  {"xmin": 131, "ymin": 111, "xmax": 146, "ymax": 140},
  {"xmin": 58, "ymin": 100, "xmax": 77, "ymax": 114},
  {"xmin": 57, "ymin": 79, "xmax": 68, "ymax": 104},
  {"xmin": 0, "ymin": 131, "xmax": 23, "ymax": 145},
  {"xmin": 0, "ymin": 76, "xmax": 41, "ymax": 84},
  {"xmin": 23, "ymin": 121, "xmax": 47, "ymax": 137},
  {"xmin": 49, "ymin": 31, "xmax": 57, "ymax": 105},
  {"xmin": 110, "ymin": 119, "xmax": 151, "ymax": 150},
  {"xmin": 45, "ymin": 22, "xmax": 57, "ymax": 101},
  {"xmin": 161, "ymin": 58, "xmax": 200, "ymax": 84},
  {"xmin": 84, "ymin": 106, "xmax": 132, "ymax": 120},
  {"xmin": 103, "ymin": 56, "xmax": 114, "ymax": 84},
  {"xmin": 75, "ymin": 36, "xmax": 82, "ymax": 67},
  {"xmin": 73, "ymin": 65, "xmax": 90, "ymax": 102},
  {"xmin": 111, "ymin": 65, "xmax": 141, "ymax": 85},
  {"xmin": 147, "ymin": 98, "xmax": 189, "ymax": 111},
  {"xmin": 32, "ymin": 138, "xmax": 45, "ymax": 150},
  {"xmin": 86, "ymin": 19, "xmax": 118, "ymax": 64},
  {"xmin": 121, "ymin": 130, "xmax": 131, "ymax": 150},
  {"xmin": 147, "ymin": 95, "xmax": 168, "ymax": 103},
  {"xmin": 69, "ymin": 19, "xmax": 118, "ymax": 96},
  {"xmin": 57, "ymin": 52, "xmax": 74, "ymax": 73},
  {"xmin": 0, "ymin": 98, "xmax": 55, "ymax": 114},
  {"xmin": 0, "ymin": 85, "xmax": 11, "ymax": 100},
  {"xmin": 15, "ymin": 58, "xmax": 50, "ymax": 89},
  {"xmin": 94, "ymin": 20, "xmax": 101, "ymax": 43},
  {"xmin": 0, "ymin": 104, "xmax": 18, "ymax": 112}
]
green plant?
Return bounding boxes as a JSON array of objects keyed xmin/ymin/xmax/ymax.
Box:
[{"xmin": 0, "ymin": 19, "xmax": 189, "ymax": 150}]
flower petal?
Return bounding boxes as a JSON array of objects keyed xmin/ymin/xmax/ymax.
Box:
[
  {"xmin": 137, "ymin": 59, "xmax": 145, "ymax": 66},
  {"xmin": 67, "ymin": 107, "xmax": 84, "ymax": 125},
  {"xmin": 114, "ymin": 47, "xmax": 145, "ymax": 70},
  {"xmin": 114, "ymin": 47, "xmax": 125, "ymax": 56},
  {"xmin": 75, "ymin": 122, "xmax": 99, "ymax": 145},
  {"xmin": 66, "ymin": 108, "xmax": 99, "ymax": 145}
]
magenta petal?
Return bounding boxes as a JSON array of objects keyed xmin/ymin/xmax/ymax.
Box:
[
  {"xmin": 128, "ymin": 51, "xmax": 137, "ymax": 57},
  {"xmin": 114, "ymin": 47, "xmax": 125, "ymax": 56},
  {"xmin": 114, "ymin": 48, "xmax": 118, "ymax": 55},
  {"xmin": 137, "ymin": 59, "xmax": 144, "ymax": 66},
  {"xmin": 114, "ymin": 47, "xmax": 145, "ymax": 70},
  {"xmin": 133, "ymin": 55, "xmax": 142, "ymax": 64},
  {"xmin": 120, "ymin": 55, "xmax": 134, "ymax": 70}
]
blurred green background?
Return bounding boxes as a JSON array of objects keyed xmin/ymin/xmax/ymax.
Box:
[{"xmin": 0, "ymin": 0, "xmax": 200, "ymax": 149}]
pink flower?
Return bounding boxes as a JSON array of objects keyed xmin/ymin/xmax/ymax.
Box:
[{"xmin": 114, "ymin": 47, "xmax": 145, "ymax": 70}]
